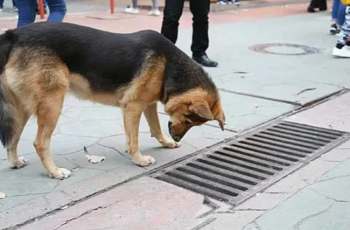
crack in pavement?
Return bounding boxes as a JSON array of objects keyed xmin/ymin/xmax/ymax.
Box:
[
  {"xmin": 52, "ymin": 201, "xmax": 121, "ymax": 230},
  {"xmin": 307, "ymin": 188, "xmax": 350, "ymax": 203},
  {"xmin": 292, "ymin": 203, "xmax": 333, "ymax": 230}
]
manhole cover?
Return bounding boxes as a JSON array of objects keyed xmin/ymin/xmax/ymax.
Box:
[
  {"xmin": 152, "ymin": 121, "xmax": 349, "ymax": 205},
  {"xmin": 249, "ymin": 43, "xmax": 322, "ymax": 56}
]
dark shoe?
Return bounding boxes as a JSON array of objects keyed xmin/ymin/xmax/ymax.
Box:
[
  {"xmin": 193, "ymin": 55, "xmax": 218, "ymax": 67},
  {"xmin": 330, "ymin": 23, "xmax": 338, "ymax": 35},
  {"xmin": 307, "ymin": 6, "xmax": 316, "ymax": 13}
]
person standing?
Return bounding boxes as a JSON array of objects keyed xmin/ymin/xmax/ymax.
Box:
[
  {"xmin": 161, "ymin": 0, "xmax": 218, "ymax": 67},
  {"xmin": 332, "ymin": 0, "xmax": 350, "ymax": 57},
  {"xmin": 14, "ymin": 0, "xmax": 66, "ymax": 28},
  {"xmin": 330, "ymin": 0, "xmax": 346, "ymax": 35}
]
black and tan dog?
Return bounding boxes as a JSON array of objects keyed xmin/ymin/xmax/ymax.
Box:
[{"xmin": 0, "ymin": 22, "xmax": 225, "ymax": 179}]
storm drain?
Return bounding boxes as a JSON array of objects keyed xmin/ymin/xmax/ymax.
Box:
[{"xmin": 151, "ymin": 121, "xmax": 349, "ymax": 205}]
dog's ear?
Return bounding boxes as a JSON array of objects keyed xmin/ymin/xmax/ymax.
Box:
[
  {"xmin": 215, "ymin": 111, "xmax": 226, "ymax": 131},
  {"xmin": 190, "ymin": 103, "xmax": 214, "ymax": 120}
]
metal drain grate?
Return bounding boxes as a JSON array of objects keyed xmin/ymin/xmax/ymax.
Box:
[{"xmin": 152, "ymin": 121, "xmax": 349, "ymax": 205}]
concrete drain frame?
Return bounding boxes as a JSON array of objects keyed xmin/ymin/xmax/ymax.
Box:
[{"xmin": 151, "ymin": 121, "xmax": 349, "ymax": 206}]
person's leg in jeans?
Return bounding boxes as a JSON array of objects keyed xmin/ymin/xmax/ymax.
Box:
[
  {"xmin": 338, "ymin": 3, "xmax": 346, "ymax": 27},
  {"xmin": 14, "ymin": 0, "xmax": 36, "ymax": 27},
  {"xmin": 161, "ymin": 0, "xmax": 184, "ymax": 44},
  {"xmin": 333, "ymin": 5, "xmax": 350, "ymax": 57},
  {"xmin": 148, "ymin": 0, "xmax": 160, "ymax": 16},
  {"xmin": 125, "ymin": 0, "xmax": 139, "ymax": 14},
  {"xmin": 0, "ymin": 0, "xmax": 4, "ymax": 10},
  {"xmin": 46, "ymin": 0, "xmax": 66, "ymax": 22},
  {"xmin": 189, "ymin": 0, "xmax": 218, "ymax": 67}
]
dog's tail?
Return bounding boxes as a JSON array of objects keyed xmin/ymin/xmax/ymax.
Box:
[{"xmin": 0, "ymin": 30, "xmax": 17, "ymax": 147}]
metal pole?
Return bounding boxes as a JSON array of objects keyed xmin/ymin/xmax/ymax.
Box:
[
  {"xmin": 38, "ymin": 0, "xmax": 45, "ymax": 19},
  {"xmin": 110, "ymin": 0, "xmax": 115, "ymax": 14}
]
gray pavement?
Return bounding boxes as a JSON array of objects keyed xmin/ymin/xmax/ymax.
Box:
[{"xmin": 1, "ymin": 4, "xmax": 350, "ymax": 230}]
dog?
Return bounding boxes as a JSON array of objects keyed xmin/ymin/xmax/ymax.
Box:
[{"xmin": 0, "ymin": 22, "xmax": 225, "ymax": 180}]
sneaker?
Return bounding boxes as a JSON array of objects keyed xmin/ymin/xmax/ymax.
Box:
[
  {"xmin": 330, "ymin": 23, "xmax": 338, "ymax": 35},
  {"xmin": 0, "ymin": 7, "xmax": 3, "ymax": 12},
  {"xmin": 148, "ymin": 9, "xmax": 160, "ymax": 16},
  {"xmin": 217, "ymin": 1, "xmax": 226, "ymax": 5},
  {"xmin": 332, "ymin": 45, "xmax": 350, "ymax": 58},
  {"xmin": 13, "ymin": 6, "xmax": 18, "ymax": 12},
  {"xmin": 125, "ymin": 7, "xmax": 139, "ymax": 14}
]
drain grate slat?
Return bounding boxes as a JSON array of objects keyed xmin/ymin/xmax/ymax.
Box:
[
  {"xmin": 201, "ymin": 156, "xmax": 271, "ymax": 180},
  {"xmin": 282, "ymin": 121, "xmax": 345, "ymax": 136},
  {"xmin": 246, "ymin": 136, "xmax": 314, "ymax": 154},
  {"xmin": 230, "ymin": 141, "xmax": 304, "ymax": 161},
  {"xmin": 223, "ymin": 146, "xmax": 293, "ymax": 166},
  {"xmin": 157, "ymin": 174, "xmax": 234, "ymax": 201},
  {"xmin": 166, "ymin": 169, "xmax": 241, "ymax": 196},
  {"xmin": 269, "ymin": 127, "xmax": 333, "ymax": 143},
  {"xmin": 152, "ymin": 121, "xmax": 349, "ymax": 205},
  {"xmin": 277, "ymin": 123, "xmax": 341, "ymax": 140},
  {"xmin": 188, "ymin": 160, "xmax": 261, "ymax": 185},
  {"xmin": 178, "ymin": 165, "xmax": 250, "ymax": 191},
  {"xmin": 260, "ymin": 129, "xmax": 326, "ymax": 146},
  {"xmin": 212, "ymin": 149, "xmax": 284, "ymax": 171},
  {"xmin": 253, "ymin": 132, "xmax": 320, "ymax": 150}
]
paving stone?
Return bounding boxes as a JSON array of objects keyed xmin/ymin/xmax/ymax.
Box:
[
  {"xmin": 285, "ymin": 92, "xmax": 350, "ymax": 132},
  {"xmin": 263, "ymin": 172, "xmax": 309, "ymax": 194},
  {"xmin": 317, "ymin": 158, "xmax": 350, "ymax": 182},
  {"xmin": 19, "ymin": 177, "xmax": 204, "ymax": 230},
  {"xmin": 250, "ymin": 189, "xmax": 333, "ymax": 230},
  {"xmin": 200, "ymin": 211, "xmax": 265, "ymax": 230},
  {"xmin": 319, "ymin": 141, "xmax": 350, "ymax": 162},
  {"xmin": 234, "ymin": 192, "xmax": 291, "ymax": 211},
  {"xmin": 297, "ymin": 202, "xmax": 350, "ymax": 230}
]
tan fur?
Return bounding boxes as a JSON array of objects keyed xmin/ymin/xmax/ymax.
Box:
[{"xmin": 3, "ymin": 49, "xmax": 224, "ymax": 179}]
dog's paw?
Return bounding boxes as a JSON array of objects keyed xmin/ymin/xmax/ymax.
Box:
[
  {"xmin": 49, "ymin": 168, "xmax": 72, "ymax": 180},
  {"xmin": 161, "ymin": 138, "xmax": 181, "ymax": 149},
  {"xmin": 12, "ymin": 156, "xmax": 28, "ymax": 169},
  {"xmin": 134, "ymin": 155, "xmax": 156, "ymax": 167}
]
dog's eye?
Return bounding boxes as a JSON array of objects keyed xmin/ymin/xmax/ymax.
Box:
[{"xmin": 185, "ymin": 120, "xmax": 192, "ymax": 125}]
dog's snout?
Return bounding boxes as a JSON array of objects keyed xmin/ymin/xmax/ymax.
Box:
[
  {"xmin": 168, "ymin": 121, "xmax": 172, "ymax": 130},
  {"xmin": 173, "ymin": 135, "xmax": 181, "ymax": 142}
]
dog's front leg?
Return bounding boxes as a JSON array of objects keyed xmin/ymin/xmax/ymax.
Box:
[
  {"xmin": 122, "ymin": 102, "xmax": 155, "ymax": 167},
  {"xmin": 143, "ymin": 103, "xmax": 180, "ymax": 148}
]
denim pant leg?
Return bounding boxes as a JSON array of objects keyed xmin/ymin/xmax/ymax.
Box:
[
  {"xmin": 14, "ymin": 0, "xmax": 36, "ymax": 28},
  {"xmin": 46, "ymin": 0, "xmax": 66, "ymax": 22},
  {"xmin": 0, "ymin": 0, "xmax": 5, "ymax": 8},
  {"xmin": 332, "ymin": 0, "xmax": 340, "ymax": 20},
  {"xmin": 338, "ymin": 2, "xmax": 346, "ymax": 26}
]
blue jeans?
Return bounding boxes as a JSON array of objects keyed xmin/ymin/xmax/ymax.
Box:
[
  {"xmin": 332, "ymin": 0, "xmax": 346, "ymax": 26},
  {"xmin": 14, "ymin": 0, "xmax": 66, "ymax": 28}
]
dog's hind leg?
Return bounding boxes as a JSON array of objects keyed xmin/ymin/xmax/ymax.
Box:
[
  {"xmin": 122, "ymin": 102, "xmax": 156, "ymax": 167},
  {"xmin": 7, "ymin": 106, "xmax": 31, "ymax": 168},
  {"xmin": 143, "ymin": 103, "xmax": 180, "ymax": 148},
  {"xmin": 33, "ymin": 88, "xmax": 70, "ymax": 179}
]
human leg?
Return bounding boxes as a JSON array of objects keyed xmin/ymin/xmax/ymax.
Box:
[{"xmin": 161, "ymin": 0, "xmax": 184, "ymax": 44}]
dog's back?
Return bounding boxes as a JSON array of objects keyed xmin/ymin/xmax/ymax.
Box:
[{"xmin": 8, "ymin": 22, "xmax": 178, "ymax": 91}]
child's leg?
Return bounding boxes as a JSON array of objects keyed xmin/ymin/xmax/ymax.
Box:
[
  {"xmin": 333, "ymin": 5, "xmax": 350, "ymax": 57},
  {"xmin": 337, "ymin": 5, "xmax": 350, "ymax": 47}
]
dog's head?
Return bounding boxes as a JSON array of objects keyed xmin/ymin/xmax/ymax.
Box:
[{"xmin": 165, "ymin": 88, "xmax": 225, "ymax": 142}]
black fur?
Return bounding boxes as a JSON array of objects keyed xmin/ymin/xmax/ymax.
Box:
[
  {"xmin": 8, "ymin": 22, "xmax": 217, "ymax": 99},
  {"xmin": 0, "ymin": 32, "xmax": 17, "ymax": 146}
]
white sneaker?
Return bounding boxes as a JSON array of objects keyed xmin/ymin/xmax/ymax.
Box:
[
  {"xmin": 217, "ymin": 1, "xmax": 227, "ymax": 5},
  {"xmin": 148, "ymin": 9, "xmax": 161, "ymax": 16},
  {"xmin": 125, "ymin": 7, "xmax": 139, "ymax": 14},
  {"xmin": 332, "ymin": 46, "xmax": 350, "ymax": 58}
]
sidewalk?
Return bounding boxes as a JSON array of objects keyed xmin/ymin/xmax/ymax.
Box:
[{"xmin": 1, "ymin": 1, "xmax": 350, "ymax": 229}]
